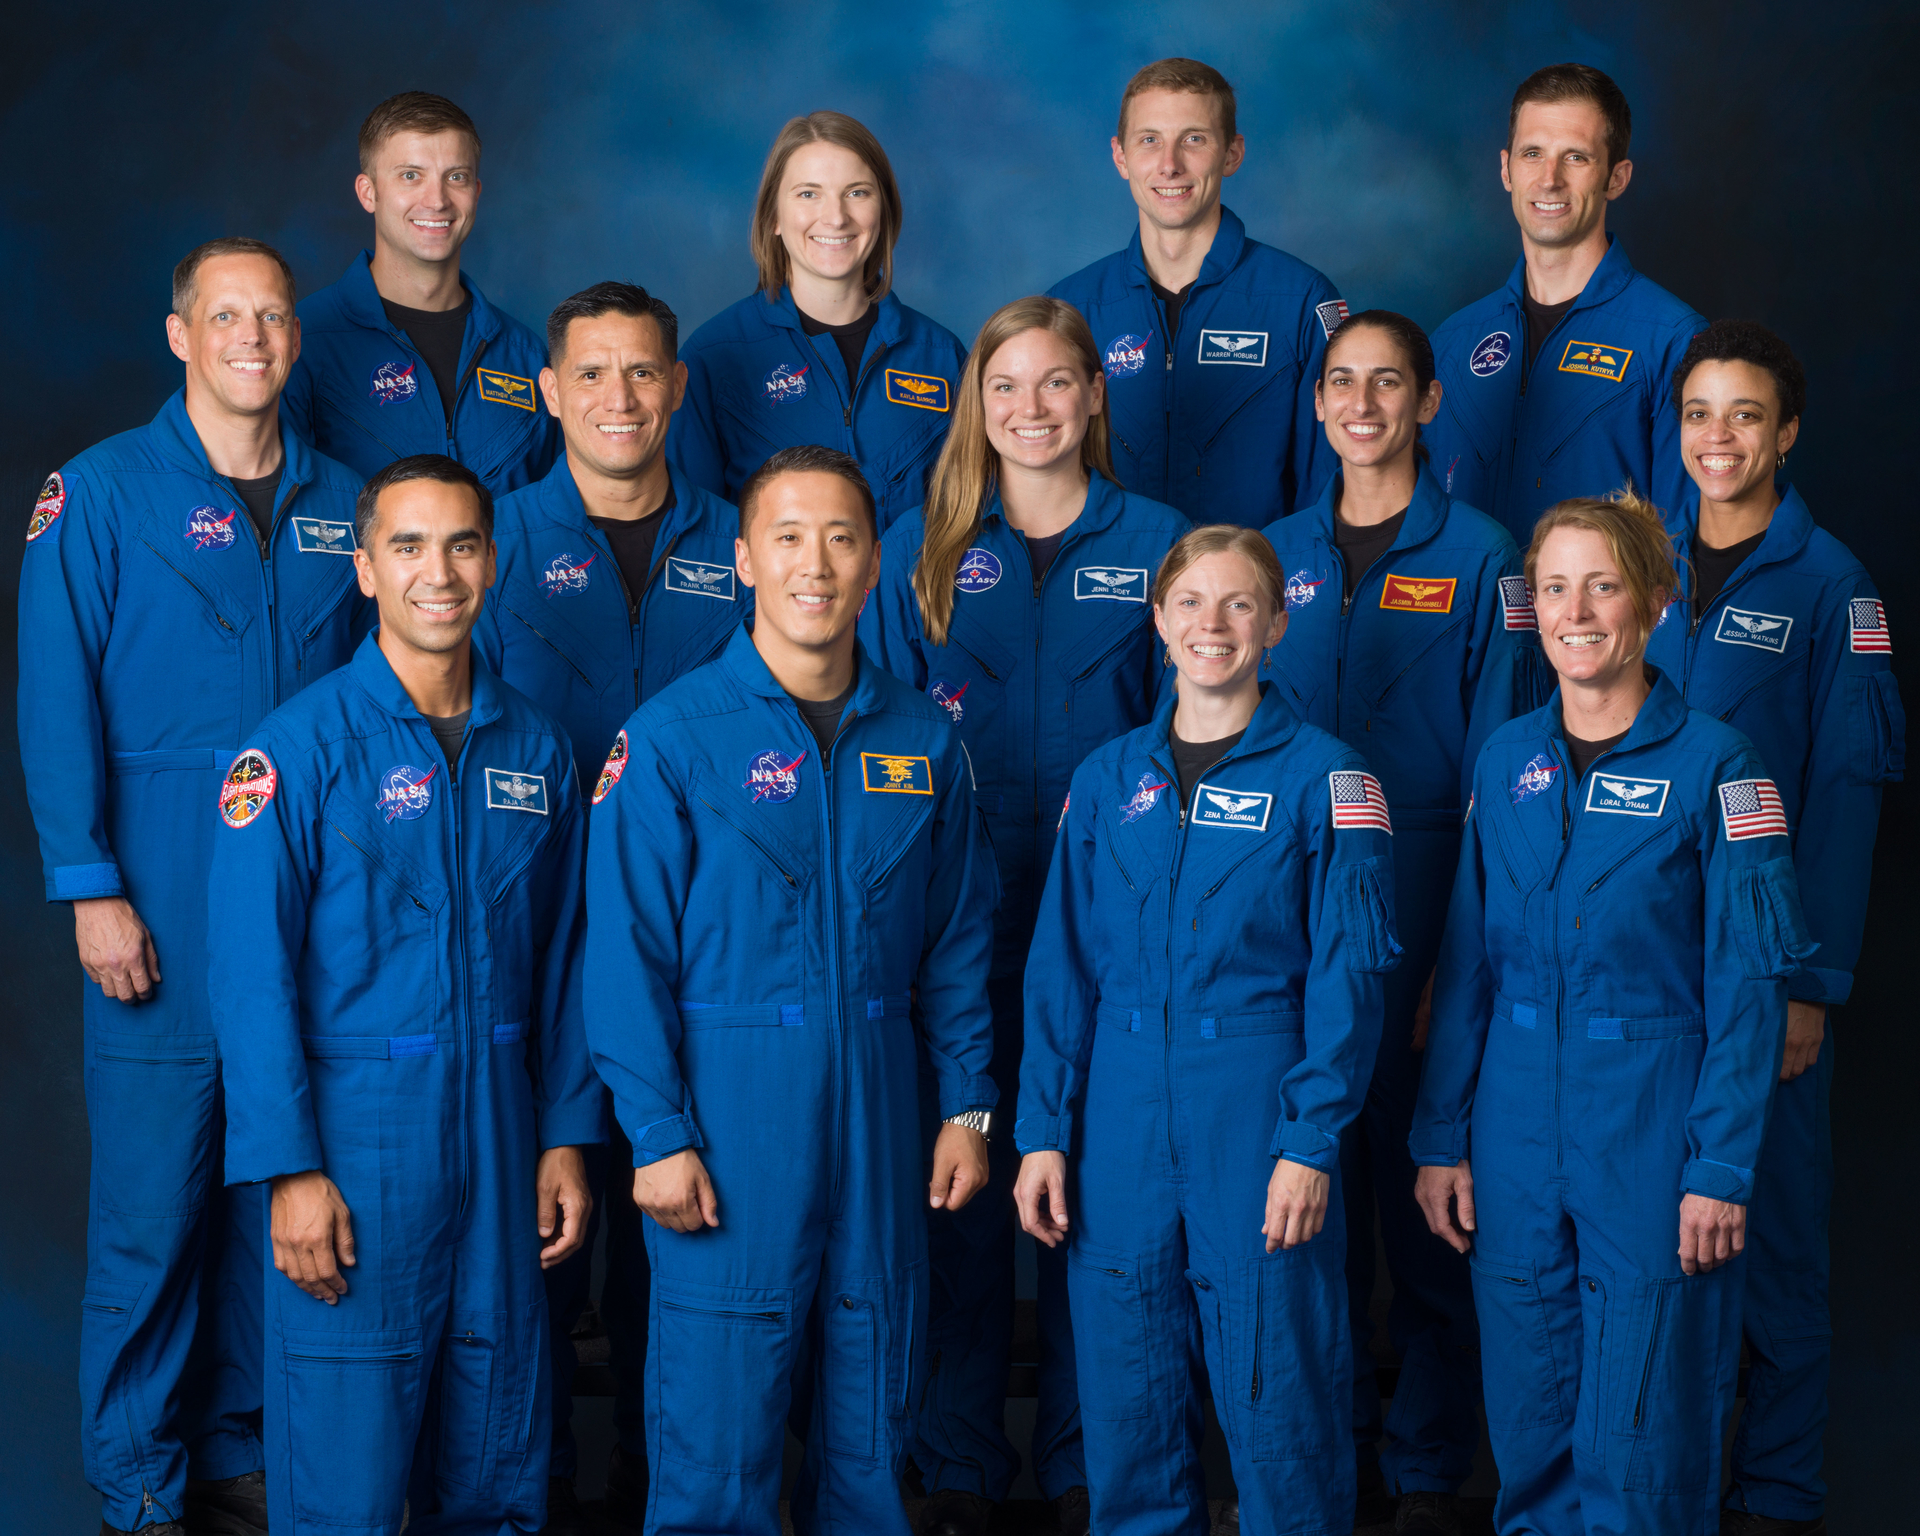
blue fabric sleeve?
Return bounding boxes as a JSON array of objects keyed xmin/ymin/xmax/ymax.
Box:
[
  {"xmin": 1409, "ymin": 781, "xmax": 1494, "ymax": 1166},
  {"xmin": 525, "ymin": 762, "xmax": 605, "ymax": 1150},
  {"xmin": 1015, "ymin": 764, "xmax": 1102, "ymax": 1154},
  {"xmin": 856, "ymin": 529, "xmax": 929, "ymax": 689},
  {"xmin": 1460, "ymin": 543, "xmax": 1528, "ymax": 809},
  {"xmin": 915, "ymin": 737, "xmax": 1001, "ymax": 1118},
  {"xmin": 1290, "ymin": 281, "xmax": 1342, "ymax": 514},
  {"xmin": 1649, "ymin": 310, "xmax": 1708, "ymax": 520},
  {"xmin": 666, "ymin": 344, "xmax": 729, "ymax": 500}
]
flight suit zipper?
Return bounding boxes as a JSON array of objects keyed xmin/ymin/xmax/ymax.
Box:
[
  {"xmin": 815, "ymin": 699, "xmax": 859, "ymax": 1201},
  {"xmin": 1543, "ymin": 748, "xmax": 1575, "ymax": 1170},
  {"xmin": 446, "ymin": 335, "xmax": 492, "ymax": 463},
  {"xmin": 630, "ymin": 531, "xmax": 686, "ymax": 706},
  {"xmin": 1150, "ymin": 748, "xmax": 1186, "ymax": 1173},
  {"xmin": 446, "ymin": 722, "xmax": 475, "ymax": 1223}
]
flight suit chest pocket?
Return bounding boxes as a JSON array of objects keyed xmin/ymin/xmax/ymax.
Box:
[
  {"xmin": 320, "ymin": 807, "xmax": 446, "ymax": 1019},
  {"xmin": 690, "ymin": 765, "xmax": 808, "ymax": 1004},
  {"xmin": 854, "ymin": 791, "xmax": 935, "ymax": 992},
  {"xmin": 476, "ymin": 823, "xmax": 549, "ymax": 1031}
]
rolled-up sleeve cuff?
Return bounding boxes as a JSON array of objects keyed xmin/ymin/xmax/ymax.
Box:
[
  {"xmin": 1681, "ymin": 1156, "xmax": 1753, "ymax": 1205},
  {"xmin": 630, "ymin": 1114, "xmax": 704, "ymax": 1167},
  {"xmin": 1270, "ymin": 1118, "xmax": 1340, "ymax": 1169},
  {"xmin": 50, "ymin": 861, "xmax": 123, "ymax": 901},
  {"xmin": 1409, "ymin": 1124, "xmax": 1469, "ymax": 1167},
  {"xmin": 1787, "ymin": 965, "xmax": 1850, "ymax": 1005},
  {"xmin": 1014, "ymin": 1112, "xmax": 1072, "ymax": 1154},
  {"xmin": 537, "ymin": 1095, "xmax": 608, "ymax": 1153},
  {"xmin": 936, "ymin": 1073, "xmax": 1000, "ymax": 1121}
]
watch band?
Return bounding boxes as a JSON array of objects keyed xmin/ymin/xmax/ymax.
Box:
[{"xmin": 943, "ymin": 1108, "xmax": 992, "ymax": 1138}]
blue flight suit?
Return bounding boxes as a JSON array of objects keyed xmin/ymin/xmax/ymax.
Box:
[
  {"xmin": 669, "ymin": 287, "xmax": 966, "ymax": 532},
  {"xmin": 208, "ymin": 635, "xmax": 603, "ymax": 1536},
  {"xmin": 1261, "ymin": 463, "xmax": 1533, "ymax": 1497},
  {"xmin": 1647, "ymin": 486, "xmax": 1906, "ymax": 1522},
  {"xmin": 1018, "ymin": 686, "xmax": 1401, "ymax": 1536},
  {"xmin": 583, "ymin": 627, "xmax": 998, "ymax": 1536},
  {"xmin": 859, "ymin": 473, "xmax": 1188, "ymax": 1503},
  {"xmin": 16, "ymin": 392, "xmax": 369, "ymax": 1532},
  {"xmin": 1424, "ymin": 238, "xmax": 1704, "ymax": 547},
  {"xmin": 474, "ymin": 454, "xmax": 747, "ymax": 1478},
  {"xmin": 1411, "ymin": 673, "xmax": 1815, "ymax": 1536},
  {"xmin": 281, "ymin": 251, "xmax": 560, "ymax": 496},
  {"xmin": 1047, "ymin": 206, "xmax": 1344, "ymax": 526}
]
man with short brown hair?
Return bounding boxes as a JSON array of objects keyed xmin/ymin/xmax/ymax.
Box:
[{"xmin": 281, "ymin": 91, "xmax": 558, "ymax": 497}]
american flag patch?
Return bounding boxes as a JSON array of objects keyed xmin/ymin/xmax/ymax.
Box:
[
  {"xmin": 1329, "ymin": 770, "xmax": 1392, "ymax": 833},
  {"xmin": 1850, "ymin": 598, "xmax": 1891, "ymax": 654},
  {"xmin": 1499, "ymin": 575, "xmax": 1537, "ymax": 632},
  {"xmin": 1718, "ymin": 778, "xmax": 1789, "ymax": 841}
]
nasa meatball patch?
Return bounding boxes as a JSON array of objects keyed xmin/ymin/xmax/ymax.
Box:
[
  {"xmin": 27, "ymin": 472, "xmax": 65, "ymax": 543},
  {"xmin": 745, "ymin": 748, "xmax": 805, "ymax": 803},
  {"xmin": 378, "ymin": 764, "xmax": 436, "ymax": 823},
  {"xmin": 486, "ymin": 768, "xmax": 549, "ymax": 815},
  {"xmin": 1713, "ymin": 606, "xmax": 1793, "ymax": 654},
  {"xmin": 1103, "ymin": 332, "xmax": 1153, "ymax": 380},
  {"xmin": 219, "ymin": 748, "xmax": 278, "ymax": 829}
]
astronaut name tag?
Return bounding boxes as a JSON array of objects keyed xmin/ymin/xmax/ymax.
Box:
[
  {"xmin": 664, "ymin": 557, "xmax": 736, "ymax": 601},
  {"xmin": 1713, "ymin": 606, "xmax": 1793, "ymax": 653},
  {"xmin": 1190, "ymin": 782, "xmax": 1273, "ymax": 832},
  {"xmin": 486, "ymin": 768, "xmax": 549, "ymax": 815},
  {"xmin": 1074, "ymin": 566, "xmax": 1149, "ymax": 602},
  {"xmin": 1584, "ymin": 774, "xmax": 1670, "ymax": 817},
  {"xmin": 293, "ymin": 517, "xmax": 358, "ymax": 555},
  {"xmin": 861, "ymin": 753, "xmax": 933, "ymax": 795}
]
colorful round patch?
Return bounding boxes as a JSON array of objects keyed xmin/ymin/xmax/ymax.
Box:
[
  {"xmin": 954, "ymin": 548, "xmax": 1003, "ymax": 594},
  {"xmin": 1469, "ymin": 332, "xmax": 1512, "ymax": 377},
  {"xmin": 219, "ymin": 748, "xmax": 278, "ymax": 829},
  {"xmin": 378, "ymin": 763, "xmax": 436, "ymax": 823},
  {"xmin": 1510, "ymin": 753, "xmax": 1559, "ymax": 803},
  {"xmin": 1103, "ymin": 332, "xmax": 1152, "ymax": 379},
  {"xmin": 27, "ymin": 472, "xmax": 65, "ymax": 543},
  {"xmin": 1284, "ymin": 568, "xmax": 1327, "ymax": 611},
  {"xmin": 929, "ymin": 679, "xmax": 968, "ymax": 724},
  {"xmin": 1121, "ymin": 771, "xmax": 1169, "ymax": 824},
  {"xmin": 744, "ymin": 747, "xmax": 805, "ymax": 803},
  {"xmin": 185, "ymin": 505, "xmax": 239, "ymax": 550},
  {"xmin": 763, "ymin": 362, "xmax": 810, "ymax": 404},
  {"xmin": 593, "ymin": 730, "xmax": 630, "ymax": 806},
  {"xmin": 542, "ymin": 550, "xmax": 595, "ymax": 597},
  {"xmin": 370, "ymin": 360, "xmax": 420, "ymax": 404}
]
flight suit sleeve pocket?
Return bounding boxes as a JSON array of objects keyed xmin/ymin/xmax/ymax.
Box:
[
  {"xmin": 1848, "ymin": 671, "xmax": 1907, "ymax": 785},
  {"xmin": 1734, "ymin": 858, "xmax": 1818, "ymax": 982},
  {"xmin": 1337, "ymin": 856, "xmax": 1403, "ymax": 974}
]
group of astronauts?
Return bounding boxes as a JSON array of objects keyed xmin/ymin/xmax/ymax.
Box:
[{"xmin": 21, "ymin": 49, "xmax": 1904, "ymax": 1536}]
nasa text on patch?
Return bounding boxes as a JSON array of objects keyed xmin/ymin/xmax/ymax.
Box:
[
  {"xmin": 541, "ymin": 551, "xmax": 595, "ymax": 597},
  {"xmin": 1511, "ymin": 753, "xmax": 1559, "ymax": 803},
  {"xmin": 1328, "ymin": 770, "xmax": 1391, "ymax": 833},
  {"xmin": 1584, "ymin": 773, "xmax": 1671, "ymax": 817},
  {"xmin": 293, "ymin": 517, "xmax": 358, "ymax": 555},
  {"xmin": 378, "ymin": 763, "xmax": 436, "ymax": 823},
  {"xmin": 1120, "ymin": 771, "xmax": 1167, "ymax": 824},
  {"xmin": 861, "ymin": 753, "xmax": 934, "ymax": 795},
  {"xmin": 885, "ymin": 370, "xmax": 950, "ymax": 412},
  {"xmin": 1850, "ymin": 597, "xmax": 1892, "ymax": 654},
  {"xmin": 1074, "ymin": 566, "xmax": 1149, "ymax": 603},
  {"xmin": 665, "ymin": 557, "xmax": 736, "ymax": 601},
  {"xmin": 1102, "ymin": 332, "xmax": 1152, "ymax": 380},
  {"xmin": 1285, "ymin": 569, "xmax": 1327, "ymax": 611},
  {"xmin": 1197, "ymin": 329, "xmax": 1268, "ymax": 367},
  {"xmin": 593, "ymin": 730, "xmax": 629, "ymax": 806},
  {"xmin": 219, "ymin": 748, "xmax": 278, "ymax": 830},
  {"xmin": 1316, "ymin": 299, "xmax": 1350, "ymax": 338},
  {"xmin": 1557, "ymin": 339, "xmax": 1633, "ymax": 383},
  {"xmin": 185, "ymin": 505, "xmax": 239, "ymax": 551},
  {"xmin": 27, "ymin": 472, "xmax": 65, "ymax": 544},
  {"xmin": 1713, "ymin": 606, "xmax": 1793, "ymax": 653},
  {"xmin": 370, "ymin": 360, "xmax": 419, "ymax": 403},
  {"xmin": 1192, "ymin": 781, "xmax": 1274, "ymax": 832},
  {"xmin": 1379, "ymin": 573, "xmax": 1457, "ymax": 614},
  {"xmin": 929, "ymin": 679, "xmax": 967, "ymax": 724},
  {"xmin": 1499, "ymin": 575, "xmax": 1537, "ymax": 631},
  {"xmin": 763, "ymin": 363, "xmax": 809, "ymax": 404},
  {"xmin": 745, "ymin": 747, "xmax": 805, "ymax": 803},
  {"xmin": 486, "ymin": 767, "xmax": 550, "ymax": 815},
  {"xmin": 476, "ymin": 369, "xmax": 537, "ymax": 410}
]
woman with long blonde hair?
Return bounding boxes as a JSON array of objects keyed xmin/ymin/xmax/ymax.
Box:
[
  {"xmin": 859, "ymin": 294, "xmax": 1186, "ymax": 1536},
  {"xmin": 669, "ymin": 110, "xmax": 966, "ymax": 531}
]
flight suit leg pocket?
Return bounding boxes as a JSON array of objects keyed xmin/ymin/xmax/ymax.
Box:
[
  {"xmin": 1067, "ymin": 1241, "xmax": 1154, "ymax": 1421},
  {"xmin": 822, "ymin": 1288, "xmax": 881, "ymax": 1462},
  {"xmin": 86, "ymin": 1031, "xmax": 217, "ymax": 1217},
  {"xmin": 437, "ymin": 1311, "xmax": 505, "ymax": 1493},
  {"xmin": 280, "ymin": 1326, "xmax": 425, "ymax": 1524},
  {"xmin": 1614, "ymin": 1272, "xmax": 1736, "ymax": 1494},
  {"xmin": 1468, "ymin": 1249, "xmax": 1569, "ymax": 1429},
  {"xmin": 78, "ymin": 1277, "xmax": 144, "ymax": 1489},
  {"xmin": 1575, "ymin": 1264, "xmax": 1611, "ymax": 1455},
  {"xmin": 653, "ymin": 1279, "xmax": 792, "ymax": 1474},
  {"xmin": 1244, "ymin": 1248, "xmax": 1340, "ymax": 1462}
]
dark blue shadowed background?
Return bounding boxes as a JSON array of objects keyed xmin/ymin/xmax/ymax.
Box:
[{"xmin": 2, "ymin": 2, "xmax": 1913, "ymax": 1527}]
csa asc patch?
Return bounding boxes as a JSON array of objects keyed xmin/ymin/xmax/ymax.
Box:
[
  {"xmin": 1074, "ymin": 566, "xmax": 1149, "ymax": 602},
  {"xmin": 1557, "ymin": 339, "xmax": 1633, "ymax": 383},
  {"xmin": 1713, "ymin": 606, "xmax": 1792, "ymax": 653},
  {"xmin": 486, "ymin": 767, "xmax": 550, "ymax": 814},
  {"xmin": 763, "ymin": 362, "xmax": 809, "ymax": 404},
  {"xmin": 293, "ymin": 517, "xmax": 358, "ymax": 554},
  {"xmin": 541, "ymin": 551, "xmax": 595, "ymax": 597},
  {"xmin": 378, "ymin": 763, "xmax": 436, "ymax": 823},
  {"xmin": 1194, "ymin": 782, "xmax": 1274, "ymax": 832},
  {"xmin": 1315, "ymin": 299, "xmax": 1350, "ymax": 338},
  {"xmin": 1103, "ymin": 332, "xmax": 1153, "ymax": 380},
  {"xmin": 592, "ymin": 730, "xmax": 629, "ymax": 806},
  {"xmin": 1470, "ymin": 332, "xmax": 1512, "ymax": 377},
  {"xmin": 954, "ymin": 547, "xmax": 1003, "ymax": 593},
  {"xmin": 1510, "ymin": 753, "xmax": 1559, "ymax": 803},
  {"xmin": 476, "ymin": 368, "xmax": 537, "ymax": 410},
  {"xmin": 745, "ymin": 748, "xmax": 805, "ymax": 803},
  {"xmin": 1499, "ymin": 575, "xmax": 1537, "ymax": 631},
  {"xmin": 369, "ymin": 360, "xmax": 419, "ymax": 404},
  {"xmin": 861, "ymin": 753, "xmax": 934, "ymax": 795},
  {"xmin": 218, "ymin": 748, "xmax": 277, "ymax": 829},
  {"xmin": 1379, "ymin": 573, "xmax": 1457, "ymax": 614},
  {"xmin": 1285, "ymin": 568, "xmax": 1327, "ymax": 611},
  {"xmin": 885, "ymin": 369, "xmax": 951, "ymax": 412},
  {"xmin": 1327, "ymin": 770, "xmax": 1391, "ymax": 833},
  {"xmin": 1198, "ymin": 329, "xmax": 1268, "ymax": 366},
  {"xmin": 1120, "ymin": 771, "xmax": 1168, "ymax": 824},
  {"xmin": 27, "ymin": 472, "xmax": 65, "ymax": 543},
  {"xmin": 1584, "ymin": 773, "xmax": 1671, "ymax": 817},
  {"xmin": 185, "ymin": 505, "xmax": 239, "ymax": 551},
  {"xmin": 664, "ymin": 558, "xmax": 735, "ymax": 601},
  {"xmin": 1850, "ymin": 597, "xmax": 1892, "ymax": 654},
  {"xmin": 1718, "ymin": 778, "xmax": 1789, "ymax": 840},
  {"xmin": 929, "ymin": 679, "xmax": 968, "ymax": 724}
]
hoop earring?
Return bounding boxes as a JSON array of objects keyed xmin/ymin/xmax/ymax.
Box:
[
  {"xmin": 1777, "ymin": 453, "xmax": 1787, "ymax": 469},
  {"xmin": 1164, "ymin": 646, "xmax": 1172, "ymax": 666},
  {"xmin": 1263, "ymin": 646, "xmax": 1272, "ymax": 669}
]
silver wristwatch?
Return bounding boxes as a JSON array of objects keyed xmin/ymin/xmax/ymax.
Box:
[{"xmin": 944, "ymin": 1109, "xmax": 992, "ymax": 1138}]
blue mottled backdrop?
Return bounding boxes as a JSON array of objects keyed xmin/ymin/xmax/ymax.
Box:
[{"xmin": 2, "ymin": 2, "xmax": 1913, "ymax": 1527}]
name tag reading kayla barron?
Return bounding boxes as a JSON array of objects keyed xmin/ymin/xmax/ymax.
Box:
[{"xmin": 486, "ymin": 769, "xmax": 549, "ymax": 814}]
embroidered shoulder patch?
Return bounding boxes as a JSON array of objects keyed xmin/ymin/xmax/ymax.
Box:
[
  {"xmin": 593, "ymin": 731, "xmax": 629, "ymax": 806},
  {"xmin": 1850, "ymin": 598, "xmax": 1891, "ymax": 654},
  {"xmin": 219, "ymin": 749, "xmax": 278, "ymax": 829},
  {"xmin": 1718, "ymin": 778, "xmax": 1788, "ymax": 840},
  {"xmin": 27, "ymin": 472, "xmax": 65, "ymax": 543},
  {"xmin": 1328, "ymin": 770, "xmax": 1391, "ymax": 832},
  {"xmin": 1499, "ymin": 575, "xmax": 1537, "ymax": 631},
  {"xmin": 1316, "ymin": 299, "xmax": 1350, "ymax": 337}
]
